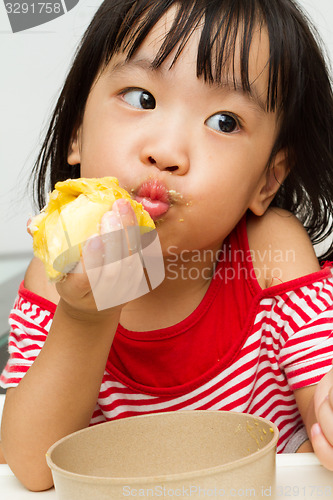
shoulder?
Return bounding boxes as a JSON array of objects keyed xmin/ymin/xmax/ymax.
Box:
[
  {"xmin": 247, "ymin": 208, "xmax": 321, "ymax": 289},
  {"xmin": 24, "ymin": 257, "xmax": 60, "ymax": 305}
]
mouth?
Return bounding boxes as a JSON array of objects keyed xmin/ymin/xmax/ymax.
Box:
[{"xmin": 133, "ymin": 179, "xmax": 174, "ymax": 221}]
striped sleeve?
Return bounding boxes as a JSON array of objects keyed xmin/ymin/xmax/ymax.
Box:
[
  {"xmin": 278, "ymin": 277, "xmax": 333, "ymax": 390},
  {"xmin": 0, "ymin": 294, "xmax": 52, "ymax": 388}
]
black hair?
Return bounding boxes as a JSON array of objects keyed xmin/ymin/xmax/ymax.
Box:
[{"xmin": 31, "ymin": 0, "xmax": 333, "ymax": 260}]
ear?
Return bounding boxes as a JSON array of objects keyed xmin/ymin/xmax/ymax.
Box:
[
  {"xmin": 67, "ymin": 126, "xmax": 82, "ymax": 165},
  {"xmin": 249, "ymin": 149, "xmax": 289, "ymax": 216}
]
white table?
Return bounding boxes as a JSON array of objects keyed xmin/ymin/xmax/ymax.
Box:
[
  {"xmin": 1, "ymin": 393, "xmax": 333, "ymax": 499},
  {"xmin": 276, "ymin": 453, "xmax": 333, "ymax": 498},
  {"xmin": 1, "ymin": 455, "xmax": 333, "ymax": 499},
  {"xmin": 0, "ymin": 468, "xmax": 54, "ymax": 498}
]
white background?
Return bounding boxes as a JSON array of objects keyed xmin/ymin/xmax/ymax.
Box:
[{"xmin": 0, "ymin": 0, "xmax": 333, "ymax": 256}]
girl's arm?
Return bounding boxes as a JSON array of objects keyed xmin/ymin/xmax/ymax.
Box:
[
  {"xmin": 1, "ymin": 202, "xmax": 140, "ymax": 491},
  {"xmin": 1, "ymin": 302, "xmax": 121, "ymax": 491},
  {"xmin": 250, "ymin": 208, "xmax": 333, "ymax": 463}
]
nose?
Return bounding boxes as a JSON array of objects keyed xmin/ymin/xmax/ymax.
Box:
[
  {"xmin": 139, "ymin": 126, "xmax": 190, "ymax": 175},
  {"xmin": 146, "ymin": 155, "xmax": 180, "ymax": 172}
]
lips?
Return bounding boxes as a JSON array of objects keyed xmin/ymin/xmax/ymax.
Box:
[{"xmin": 134, "ymin": 179, "xmax": 171, "ymax": 220}]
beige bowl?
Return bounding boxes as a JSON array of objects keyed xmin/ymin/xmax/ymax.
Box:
[{"xmin": 46, "ymin": 410, "xmax": 279, "ymax": 500}]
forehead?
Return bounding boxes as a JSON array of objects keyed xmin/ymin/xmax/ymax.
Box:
[{"xmin": 114, "ymin": 5, "xmax": 271, "ymax": 104}]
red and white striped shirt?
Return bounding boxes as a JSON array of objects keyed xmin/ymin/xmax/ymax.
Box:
[{"xmin": 1, "ymin": 216, "xmax": 333, "ymax": 452}]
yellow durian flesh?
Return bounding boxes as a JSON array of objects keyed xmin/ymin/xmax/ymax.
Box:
[{"xmin": 29, "ymin": 177, "xmax": 155, "ymax": 282}]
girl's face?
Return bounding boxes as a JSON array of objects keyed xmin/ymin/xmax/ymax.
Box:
[{"xmin": 68, "ymin": 9, "xmax": 287, "ymax": 255}]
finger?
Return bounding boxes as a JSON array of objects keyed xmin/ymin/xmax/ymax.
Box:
[
  {"xmin": 113, "ymin": 199, "xmax": 140, "ymax": 255},
  {"xmin": 55, "ymin": 234, "xmax": 104, "ymax": 301},
  {"xmin": 316, "ymin": 396, "xmax": 333, "ymax": 446},
  {"xmin": 81, "ymin": 233, "xmax": 104, "ymax": 289},
  {"xmin": 313, "ymin": 370, "xmax": 333, "ymax": 416},
  {"xmin": 112, "ymin": 199, "xmax": 136, "ymax": 227},
  {"xmin": 311, "ymin": 423, "xmax": 333, "ymax": 471},
  {"xmin": 100, "ymin": 211, "xmax": 124, "ymax": 265},
  {"xmin": 27, "ymin": 218, "xmax": 32, "ymax": 236},
  {"xmin": 329, "ymin": 385, "xmax": 333, "ymax": 408},
  {"xmin": 91, "ymin": 211, "xmax": 129, "ymax": 311}
]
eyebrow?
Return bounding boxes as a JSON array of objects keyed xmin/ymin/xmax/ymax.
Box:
[
  {"xmin": 211, "ymin": 78, "xmax": 268, "ymax": 114},
  {"xmin": 110, "ymin": 58, "xmax": 160, "ymax": 76},
  {"xmin": 110, "ymin": 57, "xmax": 268, "ymax": 114}
]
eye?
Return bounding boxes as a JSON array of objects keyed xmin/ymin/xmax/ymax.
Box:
[
  {"xmin": 205, "ymin": 113, "xmax": 240, "ymax": 134},
  {"xmin": 121, "ymin": 88, "xmax": 156, "ymax": 110}
]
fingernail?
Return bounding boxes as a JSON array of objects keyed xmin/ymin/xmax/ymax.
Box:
[
  {"xmin": 116, "ymin": 199, "xmax": 130, "ymax": 215},
  {"xmin": 311, "ymin": 423, "xmax": 322, "ymax": 437}
]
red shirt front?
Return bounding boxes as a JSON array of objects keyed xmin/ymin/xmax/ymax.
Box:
[{"xmin": 2, "ymin": 216, "xmax": 333, "ymax": 452}]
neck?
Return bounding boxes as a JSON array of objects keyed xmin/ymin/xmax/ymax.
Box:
[
  {"xmin": 163, "ymin": 249, "xmax": 216, "ymax": 287},
  {"xmin": 120, "ymin": 247, "xmax": 220, "ymax": 331}
]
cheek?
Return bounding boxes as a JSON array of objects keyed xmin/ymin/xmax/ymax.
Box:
[{"xmin": 79, "ymin": 123, "xmax": 124, "ymax": 177}]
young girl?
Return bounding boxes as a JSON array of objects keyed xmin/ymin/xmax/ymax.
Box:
[{"xmin": 2, "ymin": 0, "xmax": 333, "ymax": 491}]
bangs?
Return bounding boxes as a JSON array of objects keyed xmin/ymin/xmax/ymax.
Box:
[
  {"xmin": 99, "ymin": 0, "xmax": 303, "ymax": 114},
  {"xmin": 33, "ymin": 0, "xmax": 333, "ymax": 259}
]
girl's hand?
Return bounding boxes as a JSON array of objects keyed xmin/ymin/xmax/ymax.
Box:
[
  {"xmin": 311, "ymin": 366, "xmax": 333, "ymax": 470},
  {"xmin": 26, "ymin": 217, "xmax": 32, "ymax": 236},
  {"xmin": 55, "ymin": 198, "xmax": 144, "ymax": 317}
]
